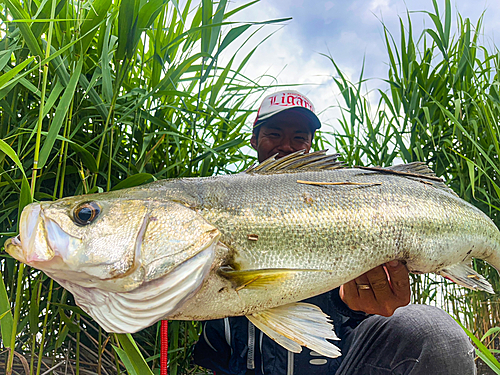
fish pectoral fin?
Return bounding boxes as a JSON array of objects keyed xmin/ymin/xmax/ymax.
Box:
[
  {"xmin": 246, "ymin": 302, "xmax": 341, "ymax": 358},
  {"xmin": 219, "ymin": 267, "xmax": 319, "ymax": 290},
  {"xmin": 438, "ymin": 263, "xmax": 494, "ymax": 294}
]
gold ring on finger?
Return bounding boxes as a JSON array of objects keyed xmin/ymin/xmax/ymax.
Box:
[{"xmin": 356, "ymin": 284, "xmax": 371, "ymax": 290}]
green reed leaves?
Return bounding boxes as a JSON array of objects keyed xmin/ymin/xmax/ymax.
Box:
[
  {"xmin": 2, "ymin": 0, "xmax": 499, "ymax": 372},
  {"xmin": 326, "ymin": 0, "xmax": 500, "ymax": 368},
  {"xmin": 0, "ymin": 0, "xmax": 279, "ymax": 372}
]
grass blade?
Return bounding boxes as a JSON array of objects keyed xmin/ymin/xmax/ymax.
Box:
[
  {"xmin": 0, "ymin": 270, "xmax": 13, "ymax": 348},
  {"xmin": 38, "ymin": 58, "xmax": 83, "ymax": 170}
]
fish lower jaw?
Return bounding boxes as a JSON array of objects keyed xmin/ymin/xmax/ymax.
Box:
[
  {"xmin": 4, "ymin": 238, "xmax": 27, "ymax": 264},
  {"xmin": 53, "ymin": 240, "xmax": 217, "ymax": 333},
  {"xmin": 4, "ymin": 236, "xmax": 50, "ymax": 264}
]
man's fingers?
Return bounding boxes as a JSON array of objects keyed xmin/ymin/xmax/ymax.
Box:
[
  {"xmin": 342, "ymin": 279, "xmax": 360, "ymax": 299},
  {"xmin": 341, "ymin": 276, "xmax": 377, "ymax": 312},
  {"xmin": 340, "ymin": 263, "xmax": 411, "ymax": 316},
  {"xmin": 365, "ymin": 265, "xmax": 392, "ymax": 297},
  {"xmin": 386, "ymin": 260, "xmax": 411, "ymax": 301},
  {"xmin": 365, "ymin": 264, "xmax": 409, "ymax": 316}
]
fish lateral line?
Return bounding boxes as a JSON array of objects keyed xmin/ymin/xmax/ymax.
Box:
[{"xmin": 296, "ymin": 180, "xmax": 382, "ymax": 186}]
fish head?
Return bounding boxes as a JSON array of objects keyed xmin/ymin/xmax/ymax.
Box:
[
  {"xmin": 7, "ymin": 198, "xmax": 147, "ymax": 272},
  {"xmin": 5, "ymin": 194, "xmax": 221, "ymax": 332},
  {"xmin": 5, "ymin": 194, "xmax": 220, "ymax": 292}
]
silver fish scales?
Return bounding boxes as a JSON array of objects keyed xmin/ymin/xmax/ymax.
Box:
[{"xmin": 5, "ymin": 151, "xmax": 500, "ymax": 357}]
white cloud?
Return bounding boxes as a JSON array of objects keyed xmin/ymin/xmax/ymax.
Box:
[
  {"xmin": 369, "ymin": 0, "xmax": 392, "ymax": 12},
  {"xmin": 325, "ymin": 1, "xmax": 335, "ymax": 12},
  {"xmin": 219, "ymin": 0, "xmax": 500, "ymax": 139}
]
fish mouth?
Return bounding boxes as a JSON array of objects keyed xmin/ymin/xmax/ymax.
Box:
[
  {"xmin": 5, "ymin": 203, "xmax": 79, "ymax": 265},
  {"xmin": 9, "ymin": 203, "xmax": 55, "ymax": 263},
  {"xmin": 52, "ymin": 233, "xmax": 220, "ymax": 333},
  {"xmin": 4, "ymin": 235, "xmax": 25, "ymax": 262},
  {"xmin": 20, "ymin": 204, "xmax": 42, "ymax": 259},
  {"xmin": 4, "ymin": 204, "xmax": 41, "ymax": 263},
  {"xmin": 5, "ymin": 234, "xmax": 22, "ymax": 251},
  {"xmin": 4, "ymin": 203, "xmax": 41, "ymax": 262},
  {"xmin": 44, "ymin": 216, "xmax": 82, "ymax": 264}
]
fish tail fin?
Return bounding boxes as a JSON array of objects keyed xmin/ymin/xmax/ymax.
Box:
[
  {"xmin": 246, "ymin": 302, "xmax": 341, "ymax": 358},
  {"xmin": 438, "ymin": 263, "xmax": 494, "ymax": 294}
]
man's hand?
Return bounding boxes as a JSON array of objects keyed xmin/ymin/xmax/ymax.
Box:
[{"xmin": 339, "ymin": 261, "xmax": 411, "ymax": 316}]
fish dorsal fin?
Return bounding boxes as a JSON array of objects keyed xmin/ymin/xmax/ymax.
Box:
[
  {"xmin": 359, "ymin": 162, "xmax": 441, "ymax": 179},
  {"xmin": 385, "ymin": 161, "xmax": 438, "ymax": 176},
  {"xmin": 246, "ymin": 150, "xmax": 343, "ymax": 174},
  {"xmin": 358, "ymin": 162, "xmax": 458, "ymax": 197}
]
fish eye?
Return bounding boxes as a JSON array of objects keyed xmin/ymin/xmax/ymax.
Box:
[{"xmin": 73, "ymin": 202, "xmax": 101, "ymax": 226}]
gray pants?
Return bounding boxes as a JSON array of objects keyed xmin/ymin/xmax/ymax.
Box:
[{"xmin": 335, "ymin": 304, "xmax": 477, "ymax": 375}]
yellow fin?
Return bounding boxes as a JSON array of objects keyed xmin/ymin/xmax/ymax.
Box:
[{"xmin": 219, "ymin": 267, "xmax": 314, "ymax": 290}]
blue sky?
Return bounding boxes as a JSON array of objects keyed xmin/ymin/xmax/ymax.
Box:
[{"xmin": 223, "ymin": 0, "xmax": 500, "ymax": 133}]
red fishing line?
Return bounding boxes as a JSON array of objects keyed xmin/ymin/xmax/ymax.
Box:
[{"xmin": 161, "ymin": 320, "xmax": 168, "ymax": 375}]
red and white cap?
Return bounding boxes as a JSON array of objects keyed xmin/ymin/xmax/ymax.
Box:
[{"xmin": 253, "ymin": 90, "xmax": 321, "ymax": 130}]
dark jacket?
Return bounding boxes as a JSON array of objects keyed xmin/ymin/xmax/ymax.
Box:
[{"xmin": 193, "ymin": 289, "xmax": 368, "ymax": 375}]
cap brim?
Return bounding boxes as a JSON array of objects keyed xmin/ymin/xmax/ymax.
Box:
[{"xmin": 254, "ymin": 107, "xmax": 321, "ymax": 130}]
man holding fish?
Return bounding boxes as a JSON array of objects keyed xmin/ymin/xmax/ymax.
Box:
[
  {"xmin": 193, "ymin": 90, "xmax": 477, "ymax": 375},
  {"xmin": 9, "ymin": 89, "xmax": 494, "ymax": 374}
]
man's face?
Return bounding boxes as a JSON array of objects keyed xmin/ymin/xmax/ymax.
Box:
[{"xmin": 250, "ymin": 110, "xmax": 313, "ymax": 162}]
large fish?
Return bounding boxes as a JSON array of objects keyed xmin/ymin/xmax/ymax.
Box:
[{"xmin": 5, "ymin": 151, "xmax": 500, "ymax": 357}]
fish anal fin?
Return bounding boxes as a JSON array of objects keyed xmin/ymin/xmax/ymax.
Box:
[
  {"xmin": 246, "ymin": 302, "xmax": 341, "ymax": 358},
  {"xmin": 439, "ymin": 263, "xmax": 494, "ymax": 294}
]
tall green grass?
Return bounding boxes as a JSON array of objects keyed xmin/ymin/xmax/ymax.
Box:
[
  {"xmin": 326, "ymin": 0, "xmax": 500, "ymax": 355},
  {"xmin": 0, "ymin": 0, "xmax": 287, "ymax": 373},
  {"xmin": 2, "ymin": 0, "xmax": 500, "ymax": 373}
]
